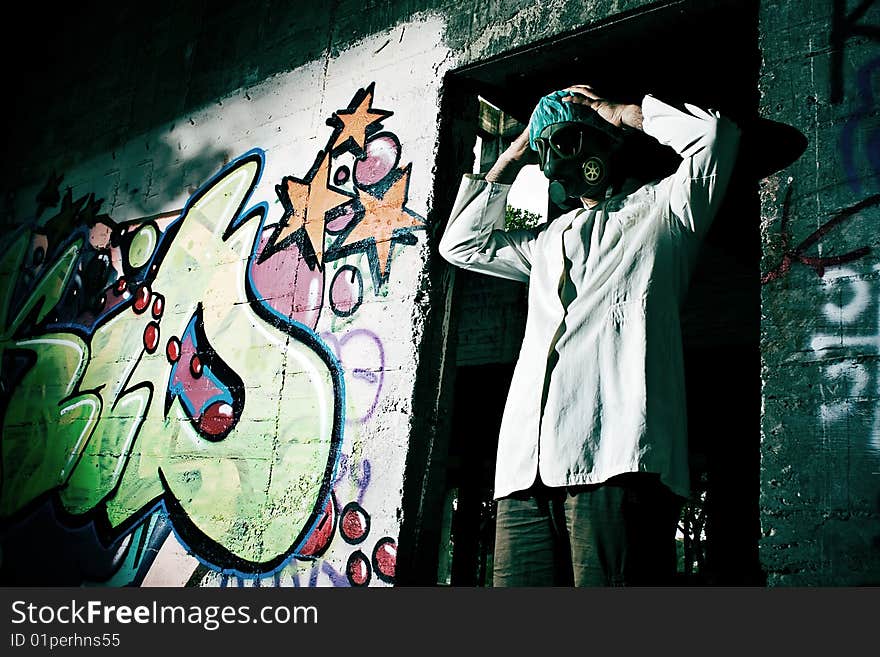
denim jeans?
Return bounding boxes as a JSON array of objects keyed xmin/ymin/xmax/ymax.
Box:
[{"xmin": 492, "ymin": 473, "xmax": 682, "ymax": 587}]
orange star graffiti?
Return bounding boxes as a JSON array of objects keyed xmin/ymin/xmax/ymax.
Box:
[
  {"xmin": 259, "ymin": 83, "xmax": 425, "ymax": 287},
  {"xmin": 329, "ymin": 82, "xmax": 392, "ymax": 155},
  {"xmin": 337, "ymin": 164, "xmax": 424, "ymax": 280},
  {"xmin": 266, "ymin": 151, "xmax": 351, "ymax": 266}
]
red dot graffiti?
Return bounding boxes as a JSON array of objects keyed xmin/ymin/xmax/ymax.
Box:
[
  {"xmin": 340, "ymin": 502, "xmax": 369, "ymax": 544},
  {"xmin": 199, "ymin": 402, "xmax": 236, "ymax": 438},
  {"xmin": 166, "ymin": 336, "xmax": 181, "ymax": 364},
  {"xmin": 152, "ymin": 294, "xmax": 164, "ymax": 319},
  {"xmin": 133, "ymin": 285, "xmax": 151, "ymax": 313},
  {"xmin": 5, "ymin": 85, "xmax": 421, "ymax": 584},
  {"xmin": 347, "ymin": 551, "xmax": 371, "ymax": 586},
  {"xmin": 372, "ymin": 537, "xmax": 396, "ymax": 583},
  {"xmin": 143, "ymin": 322, "xmax": 160, "ymax": 353}
]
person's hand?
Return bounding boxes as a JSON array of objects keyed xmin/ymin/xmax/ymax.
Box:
[
  {"xmin": 560, "ymin": 84, "xmax": 643, "ymax": 131},
  {"xmin": 485, "ymin": 125, "xmax": 539, "ymax": 183},
  {"xmin": 505, "ymin": 125, "xmax": 540, "ymax": 166}
]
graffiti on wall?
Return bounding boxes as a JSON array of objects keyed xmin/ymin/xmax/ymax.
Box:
[
  {"xmin": 808, "ymin": 264, "xmax": 880, "ymax": 453},
  {"xmin": 764, "ymin": 26, "xmax": 880, "ymax": 286},
  {"xmin": 809, "ymin": 19, "xmax": 880, "ymax": 462},
  {"xmin": 761, "ymin": 184, "xmax": 877, "ymax": 284},
  {"xmin": 0, "ymin": 83, "xmax": 415, "ymax": 585},
  {"xmin": 830, "ymin": 0, "xmax": 879, "ymax": 105},
  {"xmin": 761, "ymin": 16, "xmax": 880, "ymax": 478}
]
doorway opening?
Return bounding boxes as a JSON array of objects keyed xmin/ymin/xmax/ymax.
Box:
[{"xmin": 430, "ymin": 0, "xmax": 763, "ymax": 586}]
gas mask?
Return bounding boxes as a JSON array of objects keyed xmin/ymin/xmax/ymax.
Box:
[{"xmin": 534, "ymin": 121, "xmax": 623, "ymax": 207}]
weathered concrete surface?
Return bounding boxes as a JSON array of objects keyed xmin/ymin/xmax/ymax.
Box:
[
  {"xmin": 3, "ymin": 0, "xmax": 673, "ymax": 197},
  {"xmin": 1, "ymin": 11, "xmax": 456, "ymax": 588}
]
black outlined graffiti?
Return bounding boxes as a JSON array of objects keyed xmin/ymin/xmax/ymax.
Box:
[
  {"xmin": 831, "ymin": 0, "xmax": 880, "ymax": 104},
  {"xmin": 258, "ymin": 83, "xmax": 426, "ymax": 290}
]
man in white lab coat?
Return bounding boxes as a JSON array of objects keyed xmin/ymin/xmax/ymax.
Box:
[{"xmin": 439, "ymin": 84, "xmax": 740, "ymax": 586}]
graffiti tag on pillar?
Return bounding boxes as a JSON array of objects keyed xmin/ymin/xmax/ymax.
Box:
[
  {"xmin": 761, "ymin": 182, "xmax": 876, "ymax": 284},
  {"xmin": 808, "ymin": 264, "xmax": 880, "ymax": 453},
  {"xmin": 830, "ymin": 0, "xmax": 880, "ymax": 105}
]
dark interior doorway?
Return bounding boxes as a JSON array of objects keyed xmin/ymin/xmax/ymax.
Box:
[{"xmin": 433, "ymin": 0, "xmax": 765, "ymax": 586}]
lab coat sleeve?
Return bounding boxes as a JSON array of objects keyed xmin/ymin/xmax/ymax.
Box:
[
  {"xmin": 438, "ymin": 173, "xmax": 541, "ymax": 283},
  {"xmin": 642, "ymin": 94, "xmax": 741, "ymax": 238}
]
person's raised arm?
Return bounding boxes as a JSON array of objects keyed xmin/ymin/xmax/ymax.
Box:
[
  {"xmin": 641, "ymin": 95, "xmax": 740, "ymax": 237},
  {"xmin": 560, "ymin": 84, "xmax": 740, "ymax": 237},
  {"xmin": 438, "ymin": 125, "xmax": 543, "ymax": 283},
  {"xmin": 484, "ymin": 127, "xmax": 539, "ymax": 183}
]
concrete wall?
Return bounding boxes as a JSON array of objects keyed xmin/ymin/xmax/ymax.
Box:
[
  {"xmin": 758, "ymin": 0, "xmax": 880, "ymax": 585},
  {"xmin": 1, "ymin": 7, "xmax": 456, "ymax": 587},
  {"xmin": 2, "ymin": 0, "xmax": 878, "ymax": 587}
]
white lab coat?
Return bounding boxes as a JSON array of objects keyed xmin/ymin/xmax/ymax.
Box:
[{"xmin": 439, "ymin": 95, "xmax": 741, "ymax": 499}]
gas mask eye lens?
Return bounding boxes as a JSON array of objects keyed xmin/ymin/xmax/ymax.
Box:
[{"xmin": 549, "ymin": 125, "xmax": 583, "ymax": 157}]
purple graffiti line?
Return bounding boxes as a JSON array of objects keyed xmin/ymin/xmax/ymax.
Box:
[
  {"xmin": 331, "ymin": 453, "xmax": 372, "ymax": 507},
  {"xmin": 320, "ymin": 561, "xmax": 351, "ymax": 587},
  {"xmin": 841, "ymin": 57, "xmax": 880, "ymax": 194},
  {"xmin": 761, "ymin": 184, "xmax": 877, "ymax": 285},
  {"xmin": 831, "ymin": 0, "xmax": 880, "ymax": 105}
]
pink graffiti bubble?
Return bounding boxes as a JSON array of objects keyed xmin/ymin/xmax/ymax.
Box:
[
  {"xmin": 325, "ymin": 202, "xmax": 357, "ymax": 233},
  {"xmin": 372, "ymin": 537, "xmax": 396, "ymax": 583},
  {"xmin": 347, "ymin": 551, "xmax": 371, "ymax": 586},
  {"xmin": 297, "ymin": 495, "xmax": 336, "ymax": 559},
  {"xmin": 354, "ymin": 134, "xmax": 400, "ymax": 188},
  {"xmin": 340, "ymin": 502, "xmax": 370, "ymax": 544},
  {"xmin": 250, "ymin": 230, "xmax": 323, "ymax": 330},
  {"xmin": 334, "ymin": 165, "xmax": 350, "ymax": 186}
]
